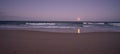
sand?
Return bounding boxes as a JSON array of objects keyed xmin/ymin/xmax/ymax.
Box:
[{"xmin": 0, "ymin": 30, "xmax": 120, "ymax": 54}]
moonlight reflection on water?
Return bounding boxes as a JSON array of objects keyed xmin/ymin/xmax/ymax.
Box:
[{"xmin": 77, "ymin": 28, "xmax": 80, "ymax": 34}]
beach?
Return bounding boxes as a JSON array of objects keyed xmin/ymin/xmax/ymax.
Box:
[{"xmin": 0, "ymin": 30, "xmax": 120, "ymax": 54}]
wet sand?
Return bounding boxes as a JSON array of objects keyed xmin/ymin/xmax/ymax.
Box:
[{"xmin": 0, "ymin": 30, "xmax": 120, "ymax": 54}]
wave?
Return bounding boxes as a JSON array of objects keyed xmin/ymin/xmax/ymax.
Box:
[{"xmin": 25, "ymin": 23, "xmax": 56, "ymax": 26}]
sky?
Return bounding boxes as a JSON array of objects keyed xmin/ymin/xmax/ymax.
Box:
[{"xmin": 0, "ymin": 0, "xmax": 120, "ymax": 21}]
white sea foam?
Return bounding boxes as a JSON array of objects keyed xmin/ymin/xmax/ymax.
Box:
[
  {"xmin": 110, "ymin": 23, "xmax": 120, "ymax": 26},
  {"xmin": 25, "ymin": 23, "xmax": 56, "ymax": 26}
]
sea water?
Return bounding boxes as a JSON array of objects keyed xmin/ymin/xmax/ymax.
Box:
[{"xmin": 0, "ymin": 21, "xmax": 120, "ymax": 33}]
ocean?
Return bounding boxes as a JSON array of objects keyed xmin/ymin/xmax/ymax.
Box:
[{"xmin": 0, "ymin": 21, "xmax": 120, "ymax": 33}]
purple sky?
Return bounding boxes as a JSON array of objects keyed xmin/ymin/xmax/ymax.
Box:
[{"xmin": 0, "ymin": 0, "xmax": 120, "ymax": 21}]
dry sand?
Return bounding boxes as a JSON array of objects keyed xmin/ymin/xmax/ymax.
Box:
[{"xmin": 0, "ymin": 30, "xmax": 120, "ymax": 54}]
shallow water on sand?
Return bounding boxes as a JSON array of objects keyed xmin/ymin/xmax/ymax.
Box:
[{"xmin": 0, "ymin": 24, "xmax": 120, "ymax": 33}]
